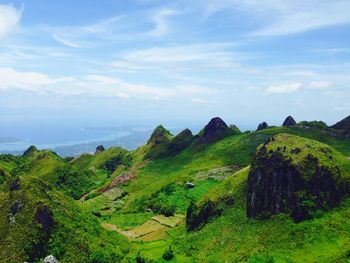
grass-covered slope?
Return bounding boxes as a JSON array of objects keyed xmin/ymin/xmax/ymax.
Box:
[
  {"xmin": 176, "ymin": 166, "xmax": 350, "ymax": 262},
  {"xmin": 247, "ymin": 133, "xmax": 350, "ymax": 221},
  {"xmin": 2, "ymin": 117, "xmax": 350, "ymax": 262},
  {"xmin": 0, "ymin": 175, "xmax": 129, "ymax": 262}
]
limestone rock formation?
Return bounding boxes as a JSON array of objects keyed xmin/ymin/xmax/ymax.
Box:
[
  {"xmin": 44, "ymin": 255, "xmax": 58, "ymax": 263},
  {"xmin": 246, "ymin": 134, "xmax": 349, "ymax": 222},
  {"xmin": 195, "ymin": 117, "xmax": 232, "ymax": 145},
  {"xmin": 257, "ymin": 122, "xmax": 268, "ymax": 131},
  {"xmin": 168, "ymin": 129, "xmax": 194, "ymax": 154},
  {"xmin": 148, "ymin": 125, "xmax": 172, "ymax": 145},
  {"xmin": 332, "ymin": 115, "xmax": 350, "ymax": 132},
  {"xmin": 23, "ymin": 145, "xmax": 39, "ymax": 157},
  {"xmin": 282, "ymin": 116, "xmax": 297, "ymax": 127},
  {"xmin": 95, "ymin": 145, "xmax": 105, "ymax": 154}
]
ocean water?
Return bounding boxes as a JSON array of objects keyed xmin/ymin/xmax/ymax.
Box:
[{"xmin": 0, "ymin": 120, "xmax": 155, "ymax": 157}]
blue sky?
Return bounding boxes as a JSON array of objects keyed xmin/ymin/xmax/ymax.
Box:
[{"xmin": 0, "ymin": 0, "xmax": 350, "ymax": 129}]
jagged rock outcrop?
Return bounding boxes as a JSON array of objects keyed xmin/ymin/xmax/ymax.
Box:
[
  {"xmin": 148, "ymin": 125, "xmax": 172, "ymax": 145},
  {"xmin": 332, "ymin": 115, "xmax": 350, "ymax": 132},
  {"xmin": 144, "ymin": 125, "xmax": 173, "ymax": 159},
  {"xmin": 247, "ymin": 134, "xmax": 350, "ymax": 222},
  {"xmin": 95, "ymin": 145, "xmax": 105, "ymax": 154},
  {"xmin": 282, "ymin": 116, "xmax": 297, "ymax": 127},
  {"xmin": 167, "ymin": 129, "xmax": 194, "ymax": 154},
  {"xmin": 145, "ymin": 127, "xmax": 193, "ymax": 159},
  {"xmin": 257, "ymin": 122, "xmax": 269, "ymax": 131},
  {"xmin": 23, "ymin": 145, "xmax": 39, "ymax": 157},
  {"xmin": 195, "ymin": 117, "xmax": 232, "ymax": 145}
]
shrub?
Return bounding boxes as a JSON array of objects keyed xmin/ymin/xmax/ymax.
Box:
[{"xmin": 162, "ymin": 246, "xmax": 174, "ymax": 261}]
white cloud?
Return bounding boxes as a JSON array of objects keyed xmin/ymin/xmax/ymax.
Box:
[
  {"xmin": 191, "ymin": 98, "xmax": 207, "ymax": 104},
  {"xmin": 308, "ymin": 81, "xmax": 334, "ymax": 90},
  {"xmin": 0, "ymin": 4, "xmax": 21, "ymax": 40},
  {"xmin": 52, "ymin": 34, "xmax": 84, "ymax": 48},
  {"xmin": 266, "ymin": 82, "xmax": 302, "ymax": 94},
  {"xmin": 0, "ymin": 67, "xmax": 70, "ymax": 91},
  {"xmin": 196, "ymin": 0, "xmax": 350, "ymax": 36},
  {"xmin": 149, "ymin": 8, "xmax": 178, "ymax": 37},
  {"xmin": 110, "ymin": 43, "xmax": 244, "ymax": 74},
  {"xmin": 85, "ymin": 74, "xmax": 175, "ymax": 97}
]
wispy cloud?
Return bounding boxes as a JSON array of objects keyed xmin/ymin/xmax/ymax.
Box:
[
  {"xmin": 266, "ymin": 82, "xmax": 302, "ymax": 94},
  {"xmin": 196, "ymin": 0, "xmax": 350, "ymax": 36},
  {"xmin": 148, "ymin": 8, "xmax": 178, "ymax": 37},
  {"xmin": 308, "ymin": 81, "xmax": 334, "ymax": 90},
  {"xmin": 0, "ymin": 4, "xmax": 21, "ymax": 40},
  {"xmin": 110, "ymin": 43, "xmax": 245, "ymax": 73},
  {"xmin": 0, "ymin": 67, "xmax": 73, "ymax": 92}
]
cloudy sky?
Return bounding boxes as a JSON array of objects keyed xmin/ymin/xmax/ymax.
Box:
[{"xmin": 0, "ymin": 0, "xmax": 350, "ymax": 128}]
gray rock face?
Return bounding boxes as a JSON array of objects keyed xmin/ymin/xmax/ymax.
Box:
[
  {"xmin": 95, "ymin": 145, "xmax": 105, "ymax": 154},
  {"xmin": 36, "ymin": 204, "xmax": 54, "ymax": 232},
  {"xmin": 282, "ymin": 116, "xmax": 297, "ymax": 127},
  {"xmin": 257, "ymin": 122, "xmax": 268, "ymax": 131},
  {"xmin": 195, "ymin": 117, "xmax": 232, "ymax": 145},
  {"xmin": 332, "ymin": 115, "xmax": 350, "ymax": 132},
  {"xmin": 246, "ymin": 143, "xmax": 349, "ymax": 222}
]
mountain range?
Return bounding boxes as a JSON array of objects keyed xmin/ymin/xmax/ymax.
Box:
[{"xmin": 1, "ymin": 115, "xmax": 350, "ymax": 262}]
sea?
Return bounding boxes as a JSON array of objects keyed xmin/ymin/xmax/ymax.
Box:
[{"xmin": 0, "ymin": 120, "xmax": 202, "ymax": 157}]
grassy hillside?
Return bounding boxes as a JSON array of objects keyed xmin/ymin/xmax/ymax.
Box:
[
  {"xmin": 0, "ymin": 175, "xmax": 129, "ymax": 262},
  {"xmin": 2, "ymin": 119, "xmax": 350, "ymax": 262}
]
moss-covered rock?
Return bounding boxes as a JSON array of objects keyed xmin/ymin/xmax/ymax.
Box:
[
  {"xmin": 247, "ymin": 134, "xmax": 350, "ymax": 222},
  {"xmin": 22, "ymin": 145, "xmax": 39, "ymax": 157}
]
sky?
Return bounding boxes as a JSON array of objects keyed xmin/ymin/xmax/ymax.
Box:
[{"xmin": 0, "ymin": 0, "xmax": 350, "ymax": 129}]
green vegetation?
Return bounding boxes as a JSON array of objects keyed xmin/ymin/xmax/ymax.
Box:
[{"xmin": 1, "ymin": 117, "xmax": 350, "ymax": 262}]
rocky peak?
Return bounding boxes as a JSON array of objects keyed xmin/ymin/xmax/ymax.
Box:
[
  {"xmin": 195, "ymin": 117, "xmax": 232, "ymax": 145},
  {"xmin": 23, "ymin": 145, "xmax": 39, "ymax": 157},
  {"xmin": 148, "ymin": 125, "xmax": 172, "ymax": 145},
  {"xmin": 332, "ymin": 115, "xmax": 350, "ymax": 132},
  {"xmin": 257, "ymin": 122, "xmax": 268, "ymax": 131},
  {"xmin": 95, "ymin": 145, "xmax": 105, "ymax": 154},
  {"xmin": 282, "ymin": 116, "xmax": 297, "ymax": 127}
]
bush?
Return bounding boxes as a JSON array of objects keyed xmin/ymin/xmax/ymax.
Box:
[
  {"xmin": 136, "ymin": 251, "xmax": 146, "ymax": 263},
  {"xmin": 162, "ymin": 246, "xmax": 174, "ymax": 261}
]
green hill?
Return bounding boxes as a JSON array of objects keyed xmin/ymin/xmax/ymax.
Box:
[{"xmin": 2, "ymin": 116, "xmax": 350, "ymax": 262}]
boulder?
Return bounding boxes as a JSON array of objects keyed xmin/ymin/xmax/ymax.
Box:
[
  {"xmin": 95, "ymin": 145, "xmax": 105, "ymax": 154},
  {"xmin": 185, "ymin": 182, "xmax": 195, "ymax": 189},
  {"xmin": 44, "ymin": 255, "xmax": 58, "ymax": 263},
  {"xmin": 257, "ymin": 122, "xmax": 269, "ymax": 131},
  {"xmin": 282, "ymin": 116, "xmax": 297, "ymax": 127}
]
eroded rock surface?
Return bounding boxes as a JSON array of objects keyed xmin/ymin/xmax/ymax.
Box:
[{"xmin": 247, "ymin": 134, "xmax": 349, "ymax": 222}]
